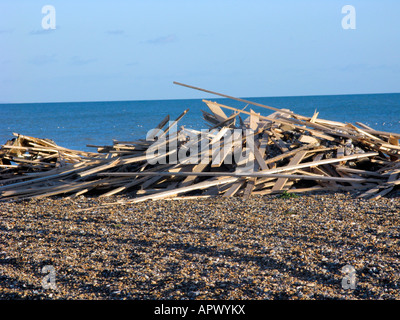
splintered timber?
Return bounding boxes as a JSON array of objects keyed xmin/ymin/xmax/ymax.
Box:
[{"xmin": 0, "ymin": 82, "xmax": 399, "ymax": 206}]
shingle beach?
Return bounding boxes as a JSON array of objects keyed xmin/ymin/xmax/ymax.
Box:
[{"xmin": 1, "ymin": 191, "xmax": 399, "ymax": 300}]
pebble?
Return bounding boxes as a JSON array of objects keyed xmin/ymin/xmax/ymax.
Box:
[{"xmin": 0, "ymin": 191, "xmax": 399, "ymax": 300}]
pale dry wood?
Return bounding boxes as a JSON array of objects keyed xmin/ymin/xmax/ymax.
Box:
[
  {"xmin": 272, "ymin": 150, "xmax": 307, "ymax": 191},
  {"xmin": 203, "ymin": 100, "xmax": 339, "ymax": 144},
  {"xmin": 335, "ymin": 166, "xmax": 384, "ymax": 178},
  {"xmin": 357, "ymin": 170, "xmax": 399, "ymax": 199},
  {"xmin": 99, "ymin": 170, "xmax": 377, "ymax": 183},
  {"xmin": 203, "ymin": 100, "xmax": 229, "ymax": 122},
  {"xmin": 271, "ymin": 137, "xmax": 289, "ymax": 153},
  {"xmin": 223, "ymin": 179, "xmax": 246, "ymax": 197},
  {"xmin": 246, "ymin": 135, "xmax": 269, "ymax": 171},
  {"xmin": 2, "ymin": 87, "xmax": 399, "ymax": 202},
  {"xmin": 298, "ymin": 135, "xmax": 320, "ymax": 144},
  {"xmin": 389, "ymin": 135, "xmax": 399, "ymax": 146},
  {"xmin": 158, "ymin": 109, "xmax": 189, "ymax": 139},
  {"xmin": 204, "ymin": 100, "xmax": 339, "ymax": 143},
  {"xmin": 249, "ymin": 109, "xmax": 260, "ymax": 131},
  {"xmin": 127, "ymin": 176, "xmax": 239, "ymax": 204},
  {"xmin": 260, "ymin": 152, "xmax": 379, "ymax": 175},
  {"xmin": 263, "ymin": 143, "xmax": 318, "ymax": 166},
  {"xmin": 99, "ymin": 164, "xmax": 171, "ymax": 197},
  {"xmin": 242, "ymin": 178, "xmax": 256, "ymax": 200},
  {"xmin": 355, "ymin": 122, "xmax": 375, "ymax": 131},
  {"xmin": 369, "ymin": 172, "xmax": 399, "ymax": 200},
  {"xmin": 310, "ymin": 110, "xmax": 319, "ymax": 123},
  {"xmin": 0, "ymin": 162, "xmax": 89, "ymax": 192},
  {"xmin": 345, "ymin": 123, "xmax": 387, "ymax": 144},
  {"xmin": 179, "ymin": 162, "xmax": 210, "ymax": 187},
  {"xmin": 357, "ymin": 128, "xmax": 400, "ymax": 139},
  {"xmin": 155, "ymin": 195, "xmax": 215, "ymax": 201},
  {"xmin": 147, "ymin": 115, "xmax": 171, "ymax": 140},
  {"xmin": 173, "ymin": 82, "xmax": 307, "ymax": 120}
]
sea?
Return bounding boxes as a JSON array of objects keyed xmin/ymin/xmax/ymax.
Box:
[{"xmin": 1, "ymin": 93, "xmax": 399, "ymax": 152}]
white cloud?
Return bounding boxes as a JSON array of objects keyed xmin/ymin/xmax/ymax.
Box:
[
  {"xmin": 106, "ymin": 30, "xmax": 125, "ymax": 36},
  {"xmin": 69, "ymin": 56, "xmax": 97, "ymax": 66},
  {"xmin": 143, "ymin": 34, "xmax": 177, "ymax": 45},
  {"xmin": 28, "ymin": 54, "xmax": 57, "ymax": 65}
]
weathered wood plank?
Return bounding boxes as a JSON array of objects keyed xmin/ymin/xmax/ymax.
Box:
[{"xmin": 272, "ymin": 150, "xmax": 307, "ymax": 191}]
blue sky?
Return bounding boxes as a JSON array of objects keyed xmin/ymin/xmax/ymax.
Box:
[{"xmin": 1, "ymin": 0, "xmax": 399, "ymax": 103}]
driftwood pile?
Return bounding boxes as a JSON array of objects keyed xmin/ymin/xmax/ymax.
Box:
[{"xmin": 1, "ymin": 83, "xmax": 400, "ymax": 204}]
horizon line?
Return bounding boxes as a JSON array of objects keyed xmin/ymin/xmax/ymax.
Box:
[{"xmin": 1, "ymin": 91, "xmax": 399, "ymax": 105}]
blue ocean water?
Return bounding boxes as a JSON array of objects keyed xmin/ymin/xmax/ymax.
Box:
[{"xmin": 1, "ymin": 93, "xmax": 399, "ymax": 152}]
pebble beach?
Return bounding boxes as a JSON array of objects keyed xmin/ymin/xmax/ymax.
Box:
[{"xmin": 1, "ymin": 191, "xmax": 399, "ymax": 300}]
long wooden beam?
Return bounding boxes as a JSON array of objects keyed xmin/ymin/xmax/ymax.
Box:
[
  {"xmin": 99, "ymin": 170, "xmax": 380, "ymax": 183},
  {"xmin": 173, "ymin": 81, "xmax": 308, "ymax": 120}
]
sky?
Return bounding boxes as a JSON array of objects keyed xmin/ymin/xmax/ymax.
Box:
[{"xmin": 0, "ymin": 0, "xmax": 399, "ymax": 103}]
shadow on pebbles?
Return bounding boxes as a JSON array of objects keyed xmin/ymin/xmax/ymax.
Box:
[{"xmin": 1, "ymin": 191, "xmax": 399, "ymax": 300}]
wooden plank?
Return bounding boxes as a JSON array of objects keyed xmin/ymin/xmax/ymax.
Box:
[
  {"xmin": 369, "ymin": 186, "xmax": 394, "ymax": 200},
  {"xmin": 140, "ymin": 164, "xmax": 184, "ymax": 190},
  {"xmin": 310, "ymin": 110, "xmax": 319, "ymax": 123},
  {"xmin": 249, "ymin": 109, "xmax": 260, "ymax": 131},
  {"xmin": 223, "ymin": 179, "xmax": 245, "ymax": 197},
  {"xmin": 154, "ymin": 195, "xmax": 215, "ymax": 201},
  {"xmin": 345, "ymin": 123, "xmax": 387, "ymax": 143},
  {"xmin": 245, "ymin": 134, "xmax": 269, "ymax": 171},
  {"xmin": 264, "ymin": 152, "xmax": 378, "ymax": 174},
  {"xmin": 0, "ymin": 162, "xmax": 89, "ymax": 192},
  {"xmin": 336, "ymin": 146, "xmax": 344, "ymax": 159},
  {"xmin": 258, "ymin": 133, "xmax": 269, "ymax": 157},
  {"xmin": 256, "ymin": 184, "xmax": 324, "ymax": 195},
  {"xmin": 173, "ymin": 82, "xmax": 308, "ymax": 120},
  {"xmin": 335, "ymin": 166, "xmax": 384, "ymax": 178},
  {"xmin": 209, "ymin": 112, "xmax": 238, "ymax": 130},
  {"xmin": 264, "ymin": 143, "xmax": 318, "ymax": 166},
  {"xmin": 243, "ymin": 178, "xmax": 256, "ymax": 200},
  {"xmin": 252, "ymin": 145, "xmax": 269, "ymax": 171},
  {"xmin": 99, "ymin": 163, "xmax": 171, "ymax": 197},
  {"xmin": 313, "ymin": 118, "xmax": 346, "ymax": 127},
  {"xmin": 389, "ymin": 135, "xmax": 399, "ymax": 146},
  {"xmin": 336, "ymin": 146, "xmax": 347, "ymax": 165},
  {"xmin": 271, "ymin": 150, "xmax": 307, "ymax": 191},
  {"xmin": 369, "ymin": 172, "xmax": 399, "ymax": 200},
  {"xmin": 99, "ymin": 170, "xmax": 378, "ymax": 183},
  {"xmin": 11, "ymin": 133, "xmax": 100, "ymax": 157},
  {"xmin": 2, "ymin": 86, "xmax": 396, "ymax": 204},
  {"xmin": 298, "ymin": 135, "xmax": 320, "ymax": 144},
  {"xmin": 271, "ymin": 137, "xmax": 289, "ymax": 153},
  {"xmin": 202, "ymin": 100, "xmax": 338, "ymax": 142},
  {"xmin": 353, "ymin": 128, "xmax": 400, "ymax": 139},
  {"xmin": 355, "ymin": 122, "xmax": 375, "ymax": 131},
  {"xmin": 253, "ymin": 180, "xmax": 276, "ymax": 190},
  {"xmin": 144, "ymin": 114, "xmax": 170, "ymax": 140},
  {"xmin": 203, "ymin": 100, "xmax": 228, "ymax": 122},
  {"xmin": 357, "ymin": 171, "xmax": 399, "ymax": 199},
  {"xmin": 78, "ymin": 158, "xmax": 121, "ymax": 177},
  {"xmin": 210, "ymin": 127, "xmax": 230, "ymax": 144},
  {"xmin": 388, "ymin": 135, "xmax": 400, "ymax": 161},
  {"xmin": 158, "ymin": 109, "xmax": 189, "ymax": 139},
  {"xmin": 179, "ymin": 162, "xmax": 210, "ymax": 187},
  {"xmin": 6, "ymin": 179, "xmax": 102, "ymax": 200},
  {"xmin": 202, "ymin": 110, "xmax": 221, "ymax": 126},
  {"xmin": 127, "ymin": 177, "xmax": 239, "ymax": 203}
]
